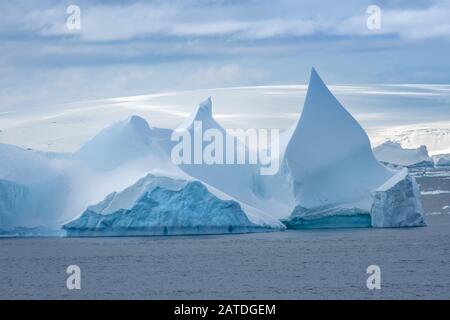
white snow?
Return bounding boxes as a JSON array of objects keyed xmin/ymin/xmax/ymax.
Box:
[
  {"xmin": 372, "ymin": 125, "xmax": 450, "ymax": 156},
  {"xmin": 371, "ymin": 168, "xmax": 426, "ymax": 227},
  {"xmin": 373, "ymin": 141, "xmax": 433, "ymax": 167}
]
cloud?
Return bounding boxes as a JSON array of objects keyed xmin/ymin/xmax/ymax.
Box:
[
  {"xmin": 2, "ymin": 0, "xmax": 450, "ymax": 41},
  {"xmin": 1, "ymin": 0, "xmax": 450, "ymax": 109}
]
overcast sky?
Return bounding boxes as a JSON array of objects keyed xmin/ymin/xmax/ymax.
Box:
[{"xmin": 1, "ymin": 0, "xmax": 450, "ymax": 109}]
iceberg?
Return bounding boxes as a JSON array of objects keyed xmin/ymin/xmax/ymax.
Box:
[
  {"xmin": 0, "ymin": 143, "xmax": 57, "ymax": 185},
  {"xmin": 74, "ymin": 115, "xmax": 171, "ymax": 171},
  {"xmin": 281, "ymin": 68, "xmax": 426, "ymax": 228},
  {"xmin": 0, "ymin": 179, "xmax": 30, "ymax": 227},
  {"xmin": 371, "ymin": 168, "xmax": 426, "ymax": 227},
  {"xmin": 172, "ymin": 97, "xmax": 292, "ymax": 217},
  {"xmin": 0, "ymin": 143, "xmax": 70, "ymax": 228},
  {"xmin": 63, "ymin": 174, "xmax": 285, "ymax": 236},
  {"xmin": 373, "ymin": 141, "xmax": 433, "ymax": 168},
  {"xmin": 0, "ymin": 226, "xmax": 64, "ymax": 237},
  {"xmin": 0, "ymin": 68, "xmax": 427, "ymax": 233},
  {"xmin": 282, "ymin": 68, "xmax": 394, "ymax": 228},
  {"xmin": 379, "ymin": 126, "xmax": 450, "ymax": 156},
  {"xmin": 432, "ymin": 153, "xmax": 450, "ymax": 167}
]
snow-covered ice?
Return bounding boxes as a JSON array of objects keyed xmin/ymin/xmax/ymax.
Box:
[
  {"xmin": 373, "ymin": 141, "xmax": 433, "ymax": 167},
  {"xmin": 374, "ymin": 126, "xmax": 450, "ymax": 156}
]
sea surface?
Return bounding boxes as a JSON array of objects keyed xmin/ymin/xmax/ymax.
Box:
[{"xmin": 0, "ymin": 169, "xmax": 449, "ymax": 300}]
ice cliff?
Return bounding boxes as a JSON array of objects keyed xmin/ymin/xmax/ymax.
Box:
[{"xmin": 371, "ymin": 169, "xmax": 426, "ymax": 227}]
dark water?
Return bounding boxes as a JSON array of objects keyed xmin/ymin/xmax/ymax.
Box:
[{"xmin": 1, "ymin": 214, "xmax": 449, "ymax": 300}]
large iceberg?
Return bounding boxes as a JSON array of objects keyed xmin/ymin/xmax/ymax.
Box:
[
  {"xmin": 0, "ymin": 116, "xmax": 177, "ymax": 232},
  {"xmin": 63, "ymin": 174, "xmax": 285, "ymax": 236},
  {"xmin": 371, "ymin": 169, "xmax": 426, "ymax": 227},
  {"xmin": 0, "ymin": 68, "xmax": 427, "ymax": 234},
  {"xmin": 373, "ymin": 141, "xmax": 433, "ymax": 168},
  {"xmin": 282, "ymin": 69, "xmax": 391, "ymax": 227},
  {"xmin": 282, "ymin": 68, "xmax": 425, "ymax": 228}
]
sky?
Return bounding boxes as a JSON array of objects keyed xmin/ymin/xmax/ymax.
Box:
[{"xmin": 1, "ymin": 0, "xmax": 450, "ymax": 110}]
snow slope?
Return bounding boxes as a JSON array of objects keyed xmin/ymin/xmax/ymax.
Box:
[
  {"xmin": 373, "ymin": 141, "xmax": 433, "ymax": 167},
  {"xmin": 63, "ymin": 174, "xmax": 284, "ymax": 236},
  {"xmin": 74, "ymin": 115, "xmax": 171, "ymax": 171}
]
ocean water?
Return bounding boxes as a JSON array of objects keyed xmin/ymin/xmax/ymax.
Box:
[{"xmin": 0, "ymin": 214, "xmax": 449, "ymax": 300}]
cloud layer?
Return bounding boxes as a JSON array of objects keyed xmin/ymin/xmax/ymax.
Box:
[{"xmin": 1, "ymin": 0, "xmax": 450, "ymax": 109}]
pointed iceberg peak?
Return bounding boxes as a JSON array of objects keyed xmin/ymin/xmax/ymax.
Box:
[
  {"xmin": 304, "ymin": 67, "xmax": 342, "ymax": 114},
  {"xmin": 74, "ymin": 114, "xmax": 159, "ymax": 171},
  {"xmin": 125, "ymin": 115, "xmax": 152, "ymax": 131},
  {"xmin": 310, "ymin": 66, "xmax": 321, "ymax": 81},
  {"xmin": 127, "ymin": 114, "xmax": 147, "ymax": 124},
  {"xmin": 196, "ymin": 96, "xmax": 213, "ymax": 120},
  {"xmin": 177, "ymin": 96, "xmax": 220, "ymax": 131},
  {"xmin": 283, "ymin": 67, "xmax": 392, "ymax": 209},
  {"xmin": 308, "ymin": 67, "xmax": 330, "ymax": 93},
  {"xmin": 117, "ymin": 115, "xmax": 154, "ymax": 138}
]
